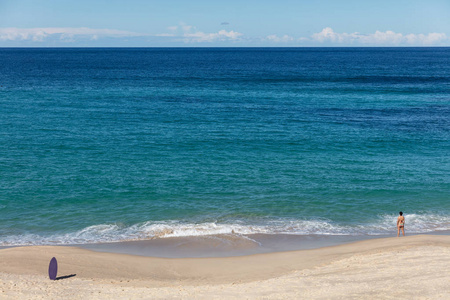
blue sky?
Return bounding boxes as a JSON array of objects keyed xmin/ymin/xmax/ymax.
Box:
[{"xmin": 1, "ymin": 0, "xmax": 449, "ymax": 46}]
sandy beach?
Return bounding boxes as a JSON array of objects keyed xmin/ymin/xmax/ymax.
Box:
[{"xmin": 1, "ymin": 235, "xmax": 449, "ymax": 299}]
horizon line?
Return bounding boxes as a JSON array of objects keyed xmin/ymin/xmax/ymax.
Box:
[{"xmin": 1, "ymin": 46, "xmax": 450, "ymax": 49}]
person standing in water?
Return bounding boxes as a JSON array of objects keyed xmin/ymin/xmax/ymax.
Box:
[{"xmin": 397, "ymin": 211, "xmax": 405, "ymax": 237}]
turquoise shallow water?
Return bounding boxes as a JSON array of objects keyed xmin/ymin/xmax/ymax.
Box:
[{"xmin": 0, "ymin": 48, "xmax": 449, "ymax": 245}]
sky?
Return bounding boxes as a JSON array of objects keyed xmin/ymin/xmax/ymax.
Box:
[{"xmin": 0, "ymin": 0, "xmax": 449, "ymax": 47}]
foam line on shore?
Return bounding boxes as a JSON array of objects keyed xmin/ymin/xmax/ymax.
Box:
[{"xmin": 2, "ymin": 213, "xmax": 450, "ymax": 246}]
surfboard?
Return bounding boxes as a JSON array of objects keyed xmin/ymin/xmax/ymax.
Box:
[{"xmin": 48, "ymin": 257, "xmax": 58, "ymax": 280}]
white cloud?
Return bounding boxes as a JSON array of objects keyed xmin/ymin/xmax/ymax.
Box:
[
  {"xmin": 0, "ymin": 24, "xmax": 245, "ymax": 44},
  {"xmin": 183, "ymin": 23, "xmax": 242, "ymax": 43},
  {"xmin": 184, "ymin": 29, "xmax": 242, "ymax": 43},
  {"xmin": 266, "ymin": 34, "xmax": 294, "ymax": 43},
  {"xmin": 60, "ymin": 33, "xmax": 75, "ymax": 42},
  {"xmin": 180, "ymin": 23, "xmax": 193, "ymax": 32},
  {"xmin": 310, "ymin": 27, "xmax": 448, "ymax": 45},
  {"xmin": 5, "ymin": 25, "xmax": 444, "ymax": 46},
  {"xmin": 404, "ymin": 32, "xmax": 447, "ymax": 45},
  {"xmin": 0, "ymin": 27, "xmax": 143, "ymax": 42},
  {"xmin": 157, "ymin": 23, "xmax": 243, "ymax": 43}
]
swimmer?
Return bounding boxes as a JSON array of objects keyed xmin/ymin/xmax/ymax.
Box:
[{"xmin": 397, "ymin": 211, "xmax": 405, "ymax": 237}]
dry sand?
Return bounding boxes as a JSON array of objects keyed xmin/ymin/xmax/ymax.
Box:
[{"xmin": 0, "ymin": 235, "xmax": 449, "ymax": 299}]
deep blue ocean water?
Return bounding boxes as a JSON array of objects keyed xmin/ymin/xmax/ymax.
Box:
[{"xmin": 0, "ymin": 48, "xmax": 449, "ymax": 245}]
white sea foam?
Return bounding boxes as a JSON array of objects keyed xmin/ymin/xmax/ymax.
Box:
[{"xmin": 1, "ymin": 214, "xmax": 449, "ymax": 246}]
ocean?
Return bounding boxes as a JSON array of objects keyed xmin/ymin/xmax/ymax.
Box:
[{"xmin": 0, "ymin": 47, "xmax": 449, "ymax": 247}]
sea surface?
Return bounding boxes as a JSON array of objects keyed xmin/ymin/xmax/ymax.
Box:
[{"xmin": 0, "ymin": 47, "xmax": 449, "ymax": 246}]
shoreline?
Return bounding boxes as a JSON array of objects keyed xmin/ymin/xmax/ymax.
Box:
[
  {"xmin": 2, "ymin": 230, "xmax": 449, "ymax": 258},
  {"xmin": 78, "ymin": 233, "xmax": 388, "ymax": 258},
  {"xmin": 79, "ymin": 230, "xmax": 450, "ymax": 258},
  {"xmin": 1, "ymin": 235, "xmax": 449, "ymax": 299}
]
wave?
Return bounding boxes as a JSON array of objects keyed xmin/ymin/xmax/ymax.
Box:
[{"xmin": 1, "ymin": 213, "xmax": 449, "ymax": 246}]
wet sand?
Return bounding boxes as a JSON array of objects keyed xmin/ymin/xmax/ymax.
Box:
[{"xmin": 79, "ymin": 233, "xmax": 387, "ymax": 258}]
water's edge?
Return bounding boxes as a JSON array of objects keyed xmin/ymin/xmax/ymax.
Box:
[{"xmin": 2, "ymin": 231, "xmax": 449, "ymax": 258}]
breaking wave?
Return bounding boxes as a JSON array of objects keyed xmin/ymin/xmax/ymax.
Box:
[{"xmin": 1, "ymin": 213, "xmax": 449, "ymax": 246}]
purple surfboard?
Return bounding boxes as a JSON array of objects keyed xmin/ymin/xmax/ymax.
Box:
[{"xmin": 48, "ymin": 257, "xmax": 58, "ymax": 280}]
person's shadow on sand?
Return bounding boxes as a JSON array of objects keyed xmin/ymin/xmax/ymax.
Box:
[{"xmin": 55, "ymin": 274, "xmax": 76, "ymax": 280}]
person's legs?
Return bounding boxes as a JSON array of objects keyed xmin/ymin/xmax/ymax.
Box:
[
  {"xmin": 397, "ymin": 227, "xmax": 400, "ymax": 237},
  {"xmin": 401, "ymin": 227, "xmax": 405, "ymax": 236}
]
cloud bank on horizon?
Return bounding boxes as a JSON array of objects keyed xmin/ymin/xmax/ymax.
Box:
[
  {"xmin": 267, "ymin": 27, "xmax": 448, "ymax": 46},
  {"xmin": 0, "ymin": 25, "xmax": 448, "ymax": 46},
  {"xmin": 0, "ymin": 25, "xmax": 244, "ymax": 45},
  {"xmin": 0, "ymin": 27, "xmax": 142, "ymax": 42}
]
